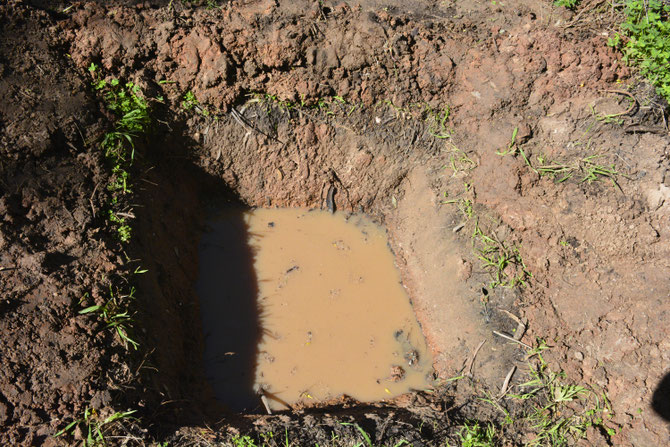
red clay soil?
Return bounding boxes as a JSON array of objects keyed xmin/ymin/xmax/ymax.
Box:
[{"xmin": 1, "ymin": 0, "xmax": 669, "ymax": 445}]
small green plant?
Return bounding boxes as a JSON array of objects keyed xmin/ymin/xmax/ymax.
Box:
[
  {"xmin": 338, "ymin": 423, "xmax": 410, "ymax": 447},
  {"xmin": 479, "ymin": 390, "xmax": 514, "ymax": 426},
  {"xmin": 179, "ymin": 0, "xmax": 221, "ymax": 8},
  {"xmin": 472, "ymin": 221, "xmax": 531, "ymax": 289},
  {"xmin": 504, "ymin": 142, "xmax": 631, "ymax": 191},
  {"xmin": 79, "ymin": 286, "xmax": 139, "ymax": 349},
  {"xmin": 116, "ymin": 223, "xmax": 132, "ymax": 243},
  {"xmin": 609, "ymin": 0, "xmax": 670, "ymax": 102},
  {"xmin": 442, "ymin": 183, "xmax": 530, "ymax": 290},
  {"xmin": 181, "ymin": 90, "xmax": 213, "ymax": 116},
  {"xmin": 55, "ymin": 407, "xmax": 137, "ymax": 446},
  {"xmin": 341, "ymin": 423, "xmax": 373, "ymax": 447},
  {"xmin": 96, "ymin": 79, "xmax": 150, "ymax": 163},
  {"xmin": 181, "ymin": 90, "xmax": 199, "ymax": 110},
  {"xmin": 442, "ymin": 191, "xmax": 474, "ymax": 220},
  {"xmin": 248, "ymin": 91, "xmax": 362, "ymax": 121},
  {"xmin": 426, "ymin": 105, "xmax": 451, "ymax": 139},
  {"xmin": 589, "ymin": 103, "xmax": 626, "ymax": 125},
  {"xmin": 382, "ymin": 99, "xmax": 411, "ymax": 115},
  {"xmin": 107, "ymin": 211, "xmax": 132, "ymax": 242},
  {"xmin": 554, "ymin": 0, "xmax": 580, "ymax": 9},
  {"xmin": 445, "ymin": 144, "xmax": 478, "ymax": 174},
  {"xmin": 580, "ymin": 156, "xmax": 627, "ymax": 188},
  {"xmin": 377, "ymin": 100, "xmax": 453, "ymax": 138},
  {"xmin": 107, "ymin": 165, "xmax": 131, "ymax": 193},
  {"xmin": 231, "ymin": 435, "xmax": 258, "ymax": 447},
  {"xmin": 496, "ymin": 127, "xmax": 519, "ymax": 156},
  {"xmin": 496, "ymin": 127, "xmax": 538, "ymax": 175},
  {"xmin": 457, "ymin": 421, "xmax": 497, "ymax": 447}
]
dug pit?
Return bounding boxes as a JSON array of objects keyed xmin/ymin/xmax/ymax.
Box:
[
  {"xmin": 129, "ymin": 97, "xmax": 516, "ymax": 427},
  {"xmin": 4, "ymin": 1, "xmax": 670, "ymax": 444},
  {"xmin": 197, "ymin": 207, "xmax": 433, "ymax": 412}
]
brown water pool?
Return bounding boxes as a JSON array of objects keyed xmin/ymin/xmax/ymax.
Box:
[{"xmin": 197, "ymin": 208, "xmax": 433, "ymax": 412}]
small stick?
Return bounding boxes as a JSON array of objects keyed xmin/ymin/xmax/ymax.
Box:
[
  {"xmin": 500, "ymin": 309, "xmax": 527, "ymax": 341},
  {"xmin": 230, "ymin": 107, "xmax": 251, "ymax": 131},
  {"xmin": 260, "ymin": 393, "xmax": 272, "ymax": 415},
  {"xmin": 600, "ymin": 89, "xmax": 638, "ymax": 117},
  {"xmin": 140, "ymin": 178, "xmax": 159, "ymax": 186},
  {"xmin": 89, "ymin": 182, "xmax": 100, "ymax": 218},
  {"xmin": 493, "ymin": 330, "xmax": 532, "ymax": 349},
  {"xmin": 465, "ymin": 340, "xmax": 487, "ymax": 377},
  {"xmin": 500, "ymin": 309, "xmax": 522, "ymax": 325},
  {"xmin": 624, "ymin": 126, "xmax": 668, "ymax": 135},
  {"xmin": 498, "ymin": 365, "xmax": 517, "ymax": 399}
]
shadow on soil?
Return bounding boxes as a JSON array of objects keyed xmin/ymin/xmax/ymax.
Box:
[
  {"xmin": 127, "ymin": 120, "xmax": 263, "ymax": 433},
  {"xmin": 652, "ymin": 371, "xmax": 670, "ymax": 422}
]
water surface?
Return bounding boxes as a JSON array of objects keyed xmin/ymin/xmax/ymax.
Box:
[{"xmin": 197, "ymin": 208, "xmax": 432, "ymax": 411}]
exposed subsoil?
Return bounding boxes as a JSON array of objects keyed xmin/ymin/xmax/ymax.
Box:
[{"xmin": 1, "ymin": 0, "xmax": 669, "ymax": 445}]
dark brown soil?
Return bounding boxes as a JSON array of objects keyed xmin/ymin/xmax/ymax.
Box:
[{"xmin": 1, "ymin": 0, "xmax": 669, "ymax": 445}]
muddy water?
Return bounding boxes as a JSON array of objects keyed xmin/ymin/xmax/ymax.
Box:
[{"xmin": 197, "ymin": 208, "xmax": 432, "ymax": 412}]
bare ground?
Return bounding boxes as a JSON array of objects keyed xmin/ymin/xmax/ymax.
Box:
[{"xmin": 1, "ymin": 0, "xmax": 669, "ymax": 445}]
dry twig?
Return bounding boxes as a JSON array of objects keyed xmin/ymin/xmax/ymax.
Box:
[
  {"xmin": 465, "ymin": 340, "xmax": 487, "ymax": 377},
  {"xmin": 498, "ymin": 365, "xmax": 517, "ymax": 399},
  {"xmin": 493, "ymin": 330, "xmax": 532, "ymax": 349},
  {"xmin": 500, "ymin": 309, "xmax": 527, "ymax": 341}
]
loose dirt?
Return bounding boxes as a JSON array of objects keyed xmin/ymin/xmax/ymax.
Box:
[{"xmin": 1, "ymin": 0, "xmax": 669, "ymax": 445}]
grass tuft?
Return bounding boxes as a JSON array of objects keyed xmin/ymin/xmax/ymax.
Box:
[
  {"xmin": 534, "ymin": 153, "xmax": 630, "ymax": 192},
  {"xmin": 55, "ymin": 407, "xmax": 137, "ymax": 446},
  {"xmin": 471, "ymin": 221, "xmax": 531, "ymax": 290},
  {"xmin": 79, "ymin": 286, "xmax": 139, "ymax": 350}
]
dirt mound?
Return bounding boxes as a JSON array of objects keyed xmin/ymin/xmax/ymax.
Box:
[{"xmin": 1, "ymin": 0, "xmax": 669, "ymax": 445}]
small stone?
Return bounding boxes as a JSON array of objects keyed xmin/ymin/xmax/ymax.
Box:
[
  {"xmin": 404, "ymin": 350, "xmax": 419, "ymax": 366},
  {"xmin": 457, "ymin": 259, "xmax": 472, "ymax": 280},
  {"xmin": 244, "ymin": 59, "xmax": 258, "ymax": 77},
  {"xmin": 390, "ymin": 365, "xmax": 405, "ymax": 382},
  {"xmin": 574, "ymin": 351, "xmax": 584, "ymax": 361},
  {"xmin": 516, "ymin": 123, "xmax": 533, "ymax": 144},
  {"xmin": 0, "ymin": 401, "xmax": 10, "ymax": 424},
  {"xmin": 90, "ymin": 390, "xmax": 112, "ymax": 410}
]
